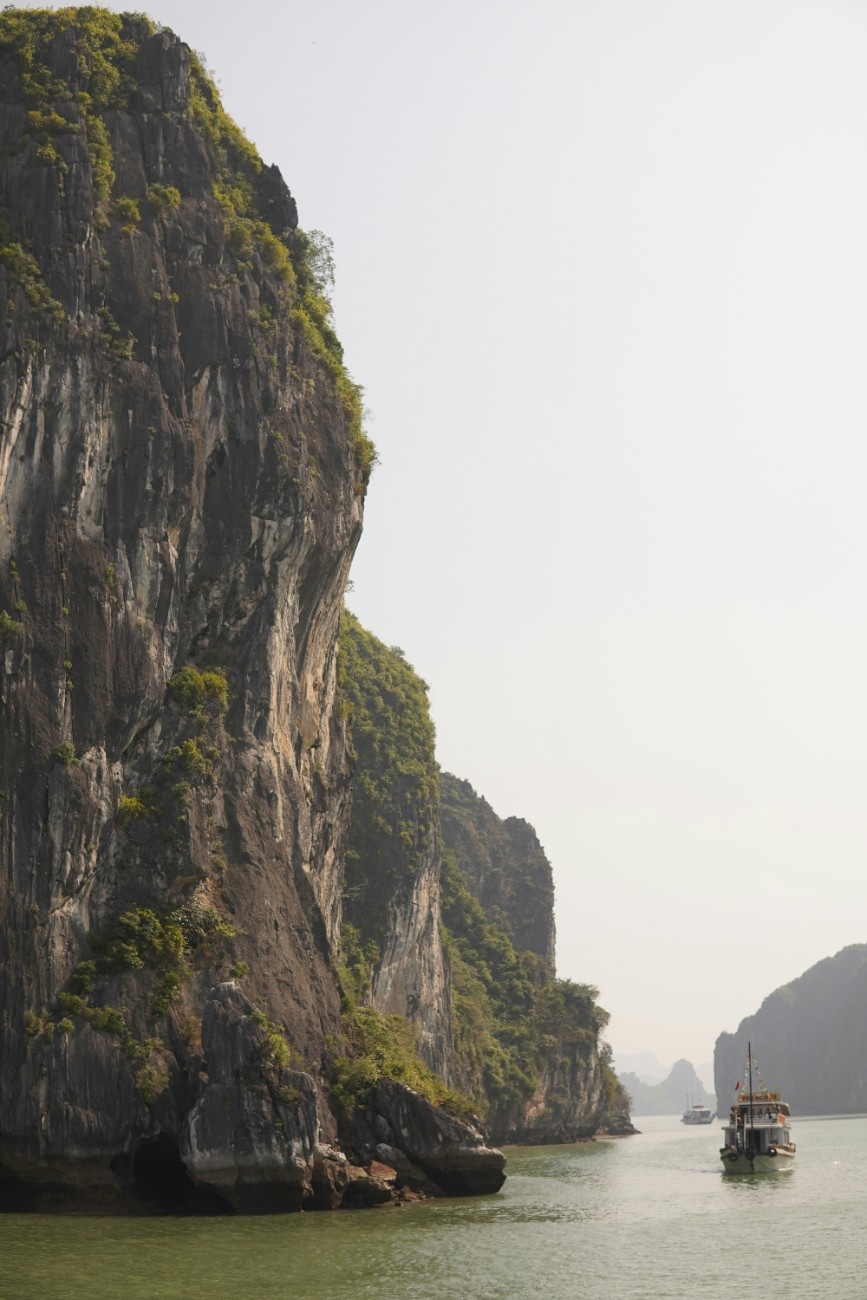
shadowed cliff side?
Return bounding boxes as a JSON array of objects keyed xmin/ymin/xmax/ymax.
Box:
[
  {"xmin": 439, "ymin": 787, "xmax": 633, "ymax": 1142},
  {"xmin": 439, "ymin": 772, "xmax": 555, "ymax": 971},
  {"xmin": 714, "ymin": 944, "xmax": 867, "ymax": 1117}
]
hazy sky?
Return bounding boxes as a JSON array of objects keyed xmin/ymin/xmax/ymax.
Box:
[{"xmin": 23, "ymin": 0, "xmax": 867, "ymax": 1070}]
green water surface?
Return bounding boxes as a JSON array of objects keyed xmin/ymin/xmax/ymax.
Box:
[{"xmin": 2, "ymin": 1113, "xmax": 864, "ymax": 1299}]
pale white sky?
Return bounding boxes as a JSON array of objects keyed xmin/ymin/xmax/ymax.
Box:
[{"xmin": 26, "ymin": 0, "xmax": 867, "ymax": 1069}]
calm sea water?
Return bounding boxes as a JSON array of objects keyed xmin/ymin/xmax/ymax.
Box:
[{"xmin": 2, "ymin": 1113, "xmax": 865, "ymax": 1299}]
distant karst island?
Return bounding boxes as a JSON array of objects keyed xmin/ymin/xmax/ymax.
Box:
[
  {"xmin": 618, "ymin": 1059, "xmax": 716, "ymax": 1117},
  {"xmin": 714, "ymin": 944, "xmax": 867, "ymax": 1117}
]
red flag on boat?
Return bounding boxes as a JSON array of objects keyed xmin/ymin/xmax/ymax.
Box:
[{"xmin": 735, "ymin": 1080, "xmax": 741, "ymax": 1091}]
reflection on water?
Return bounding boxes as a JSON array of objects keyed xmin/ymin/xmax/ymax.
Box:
[
  {"xmin": 3, "ymin": 1114, "xmax": 867, "ymax": 1299},
  {"xmin": 720, "ymin": 1168, "xmax": 795, "ymax": 1196}
]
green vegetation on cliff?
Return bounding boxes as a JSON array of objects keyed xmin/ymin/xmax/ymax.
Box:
[
  {"xmin": 440, "ymin": 846, "xmax": 540, "ymax": 1105},
  {"xmin": 338, "ymin": 611, "xmax": 437, "ymax": 956},
  {"xmin": 338, "ymin": 610, "xmax": 619, "ymax": 1128},
  {"xmin": 441, "ymin": 843, "xmax": 612, "ymax": 1116},
  {"xmin": 184, "ymin": 45, "xmax": 373, "ymax": 476},
  {"xmin": 0, "ymin": 7, "xmax": 147, "ymax": 201},
  {"xmin": 333, "ymin": 920, "xmax": 473, "ymax": 1118},
  {"xmin": 0, "ymin": 6, "xmax": 375, "ymax": 478},
  {"xmin": 439, "ymin": 771, "xmax": 556, "ymax": 970},
  {"xmin": 0, "ymin": 10, "xmax": 391, "ymax": 1212},
  {"xmin": 330, "ymin": 998, "xmax": 472, "ymax": 1119}
]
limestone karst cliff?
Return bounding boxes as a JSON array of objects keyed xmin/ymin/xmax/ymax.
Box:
[
  {"xmin": 337, "ymin": 612, "xmax": 452, "ymax": 1082},
  {"xmin": 439, "ymin": 772, "xmax": 556, "ymax": 972},
  {"xmin": 438, "ymin": 773, "xmax": 634, "ymax": 1141},
  {"xmin": 0, "ymin": 8, "xmax": 503, "ymax": 1212},
  {"xmin": 339, "ymin": 614, "xmax": 634, "ymax": 1144},
  {"xmin": 714, "ymin": 944, "xmax": 867, "ymax": 1117}
]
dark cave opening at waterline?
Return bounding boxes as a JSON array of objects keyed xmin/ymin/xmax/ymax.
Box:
[{"xmin": 130, "ymin": 1136, "xmax": 233, "ymax": 1215}]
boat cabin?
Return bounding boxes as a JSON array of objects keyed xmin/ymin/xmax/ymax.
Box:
[{"xmin": 721, "ymin": 1090, "xmax": 795, "ymax": 1158}]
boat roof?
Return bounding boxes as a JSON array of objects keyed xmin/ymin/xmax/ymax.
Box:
[{"xmin": 731, "ymin": 1093, "xmax": 790, "ymax": 1115}]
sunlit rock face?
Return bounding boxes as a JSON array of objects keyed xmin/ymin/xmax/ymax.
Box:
[
  {"xmin": 337, "ymin": 613, "xmax": 454, "ymax": 1083},
  {"xmin": 0, "ymin": 12, "xmax": 368, "ymax": 1210},
  {"xmin": 181, "ymin": 984, "xmax": 325, "ymax": 1213},
  {"xmin": 370, "ymin": 814, "xmax": 453, "ymax": 1082},
  {"xmin": 0, "ymin": 13, "xmax": 508, "ymax": 1214},
  {"xmin": 489, "ymin": 1042, "xmax": 610, "ymax": 1145},
  {"xmin": 357, "ymin": 1080, "xmax": 506, "ymax": 1196}
]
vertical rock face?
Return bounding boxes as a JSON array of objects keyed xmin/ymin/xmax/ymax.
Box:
[
  {"xmin": 181, "ymin": 984, "xmax": 324, "ymax": 1213},
  {"xmin": 498, "ymin": 1052, "xmax": 608, "ymax": 1144},
  {"xmin": 370, "ymin": 824, "xmax": 453, "ymax": 1081},
  {"xmin": 0, "ymin": 12, "xmax": 506, "ymax": 1213},
  {"xmin": 340, "ymin": 616, "xmax": 633, "ymax": 1145},
  {"xmin": 439, "ymin": 773, "xmax": 556, "ymax": 972},
  {"xmin": 0, "ymin": 10, "xmax": 625, "ymax": 1209},
  {"xmin": 0, "ymin": 11, "xmax": 370, "ymax": 1207},
  {"xmin": 337, "ymin": 613, "xmax": 452, "ymax": 1079},
  {"xmin": 435, "ymin": 770, "xmax": 632, "ymax": 1142}
]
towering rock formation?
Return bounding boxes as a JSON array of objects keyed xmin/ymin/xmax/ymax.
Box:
[
  {"xmin": 714, "ymin": 944, "xmax": 867, "ymax": 1117},
  {"xmin": 0, "ymin": 8, "xmax": 631, "ymax": 1211},
  {"xmin": 0, "ymin": 9, "xmax": 502, "ymax": 1212}
]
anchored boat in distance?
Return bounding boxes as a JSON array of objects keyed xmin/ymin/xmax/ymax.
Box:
[
  {"xmin": 681, "ymin": 1101, "xmax": 715, "ymax": 1125},
  {"xmin": 719, "ymin": 1042, "xmax": 796, "ymax": 1173}
]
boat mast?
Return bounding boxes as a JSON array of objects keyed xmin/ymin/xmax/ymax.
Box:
[{"xmin": 747, "ymin": 1040, "xmax": 754, "ymax": 1151}]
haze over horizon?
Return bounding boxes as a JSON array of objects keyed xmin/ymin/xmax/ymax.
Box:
[{"xmin": 25, "ymin": 0, "xmax": 867, "ymax": 1072}]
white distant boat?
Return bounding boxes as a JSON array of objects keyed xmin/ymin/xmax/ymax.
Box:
[
  {"xmin": 681, "ymin": 1101, "xmax": 714, "ymax": 1125},
  {"xmin": 719, "ymin": 1043, "xmax": 795, "ymax": 1173}
]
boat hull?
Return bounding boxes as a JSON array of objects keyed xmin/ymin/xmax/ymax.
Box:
[{"xmin": 720, "ymin": 1149, "xmax": 795, "ymax": 1174}]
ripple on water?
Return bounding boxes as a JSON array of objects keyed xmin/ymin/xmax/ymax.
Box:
[{"xmin": 3, "ymin": 1115, "xmax": 867, "ymax": 1299}]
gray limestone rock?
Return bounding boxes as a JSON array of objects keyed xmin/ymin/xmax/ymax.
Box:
[
  {"xmin": 181, "ymin": 984, "xmax": 321, "ymax": 1212},
  {"xmin": 0, "ymin": 15, "xmax": 365, "ymax": 1212},
  {"xmin": 0, "ymin": 14, "xmax": 509, "ymax": 1214},
  {"xmin": 365, "ymin": 1080, "xmax": 505, "ymax": 1197}
]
